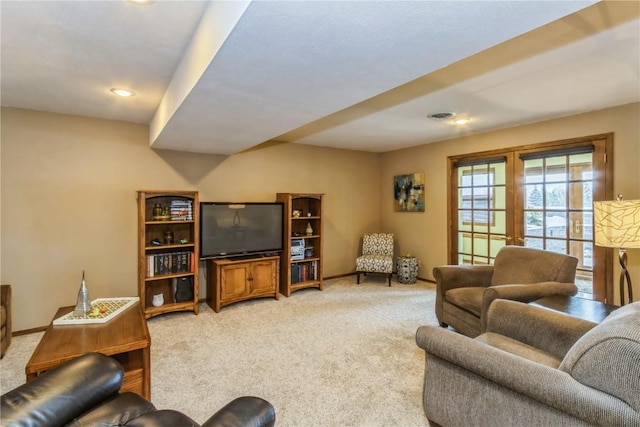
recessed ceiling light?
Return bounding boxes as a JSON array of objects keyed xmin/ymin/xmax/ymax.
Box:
[
  {"xmin": 128, "ymin": 0, "xmax": 154, "ymax": 5},
  {"xmin": 110, "ymin": 88, "xmax": 136, "ymax": 97},
  {"xmin": 427, "ymin": 112, "xmax": 456, "ymax": 121},
  {"xmin": 452, "ymin": 117, "xmax": 471, "ymax": 125}
]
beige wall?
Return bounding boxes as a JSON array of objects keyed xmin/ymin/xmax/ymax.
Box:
[
  {"xmin": 1, "ymin": 108, "xmax": 381, "ymax": 331},
  {"xmin": 381, "ymin": 102, "xmax": 640, "ymax": 305},
  {"xmin": 2, "ymin": 103, "xmax": 638, "ymax": 330}
]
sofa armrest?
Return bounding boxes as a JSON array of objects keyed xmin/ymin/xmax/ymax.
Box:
[
  {"xmin": 487, "ymin": 281, "xmax": 578, "ymax": 301},
  {"xmin": 202, "ymin": 396, "xmax": 276, "ymax": 427},
  {"xmin": 415, "ymin": 325, "xmax": 638, "ymax": 425},
  {"xmin": 479, "ymin": 281, "xmax": 578, "ymax": 332},
  {"xmin": 433, "ymin": 265, "xmax": 494, "ymax": 292},
  {"xmin": 484, "ymin": 299, "xmax": 597, "ymax": 359},
  {"xmin": 0, "ymin": 353, "xmax": 124, "ymax": 427},
  {"xmin": 433, "ymin": 265, "xmax": 493, "ymax": 324},
  {"xmin": 122, "ymin": 409, "xmax": 201, "ymax": 427}
]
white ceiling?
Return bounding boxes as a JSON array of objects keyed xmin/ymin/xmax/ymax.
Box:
[{"xmin": 2, "ymin": 1, "xmax": 639, "ymax": 155}]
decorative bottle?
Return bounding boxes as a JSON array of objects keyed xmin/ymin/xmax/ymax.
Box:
[
  {"xmin": 306, "ymin": 222, "xmax": 313, "ymax": 236},
  {"xmin": 73, "ymin": 271, "xmax": 91, "ymax": 316},
  {"xmin": 171, "ymin": 278, "xmax": 178, "ymax": 303},
  {"xmin": 152, "ymin": 204, "xmax": 163, "ymax": 218}
]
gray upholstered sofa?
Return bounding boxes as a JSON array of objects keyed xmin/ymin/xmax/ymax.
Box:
[
  {"xmin": 434, "ymin": 246, "xmax": 578, "ymax": 337},
  {"xmin": 416, "ymin": 299, "xmax": 640, "ymax": 426}
]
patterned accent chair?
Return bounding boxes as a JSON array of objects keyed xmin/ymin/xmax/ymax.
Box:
[{"xmin": 356, "ymin": 233, "xmax": 394, "ymax": 286}]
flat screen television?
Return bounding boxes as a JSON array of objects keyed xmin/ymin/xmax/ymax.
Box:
[{"xmin": 199, "ymin": 202, "xmax": 284, "ymax": 259}]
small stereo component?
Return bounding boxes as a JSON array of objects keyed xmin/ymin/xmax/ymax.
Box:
[{"xmin": 291, "ymin": 239, "xmax": 305, "ymax": 260}]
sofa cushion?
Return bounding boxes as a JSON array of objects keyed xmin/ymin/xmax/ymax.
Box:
[
  {"xmin": 559, "ymin": 301, "xmax": 640, "ymax": 411},
  {"xmin": 67, "ymin": 392, "xmax": 156, "ymax": 426},
  {"xmin": 491, "ymin": 246, "xmax": 577, "ymax": 286},
  {"xmin": 445, "ymin": 287, "xmax": 484, "ymax": 317},
  {"xmin": 356, "ymin": 255, "xmax": 393, "ymax": 273},
  {"xmin": 124, "ymin": 409, "xmax": 200, "ymax": 427}
]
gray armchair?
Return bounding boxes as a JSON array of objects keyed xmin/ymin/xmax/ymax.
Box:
[
  {"xmin": 416, "ymin": 299, "xmax": 640, "ymax": 426},
  {"xmin": 434, "ymin": 245, "xmax": 578, "ymax": 337}
]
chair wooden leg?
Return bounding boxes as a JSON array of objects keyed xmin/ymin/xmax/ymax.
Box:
[
  {"xmin": 357, "ymin": 273, "xmax": 360, "ymax": 284},
  {"xmin": 388, "ymin": 273, "xmax": 392, "ymax": 286}
]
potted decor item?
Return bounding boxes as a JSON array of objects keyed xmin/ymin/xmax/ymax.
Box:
[{"xmin": 152, "ymin": 204, "xmax": 163, "ymax": 219}]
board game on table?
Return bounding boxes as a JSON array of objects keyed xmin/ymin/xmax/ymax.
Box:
[{"xmin": 52, "ymin": 297, "xmax": 138, "ymax": 325}]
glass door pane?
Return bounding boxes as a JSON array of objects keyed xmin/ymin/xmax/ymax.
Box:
[
  {"xmin": 455, "ymin": 161, "xmax": 509, "ymax": 265},
  {"xmin": 521, "ymin": 153, "xmax": 594, "ymax": 297},
  {"xmin": 450, "ymin": 135, "xmax": 612, "ymax": 303}
]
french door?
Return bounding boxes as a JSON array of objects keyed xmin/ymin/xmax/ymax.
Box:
[{"xmin": 448, "ymin": 134, "xmax": 613, "ymax": 302}]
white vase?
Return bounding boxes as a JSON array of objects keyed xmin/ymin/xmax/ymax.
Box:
[
  {"xmin": 152, "ymin": 293, "xmax": 164, "ymax": 307},
  {"xmin": 306, "ymin": 222, "xmax": 313, "ymax": 236}
]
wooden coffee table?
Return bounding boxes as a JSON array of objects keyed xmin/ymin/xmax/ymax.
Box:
[{"xmin": 25, "ymin": 301, "xmax": 151, "ymax": 399}]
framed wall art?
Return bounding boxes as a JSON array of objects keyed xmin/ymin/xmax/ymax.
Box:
[{"xmin": 394, "ymin": 172, "xmax": 425, "ymax": 212}]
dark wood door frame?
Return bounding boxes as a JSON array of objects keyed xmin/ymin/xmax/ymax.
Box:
[{"xmin": 447, "ymin": 133, "xmax": 614, "ymax": 303}]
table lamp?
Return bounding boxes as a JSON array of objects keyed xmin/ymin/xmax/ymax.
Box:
[{"xmin": 594, "ymin": 195, "xmax": 640, "ymax": 305}]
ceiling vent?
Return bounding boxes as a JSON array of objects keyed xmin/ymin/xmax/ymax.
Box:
[{"xmin": 427, "ymin": 112, "xmax": 456, "ymax": 121}]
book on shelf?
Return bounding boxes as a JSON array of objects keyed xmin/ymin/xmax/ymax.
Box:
[
  {"xmin": 291, "ymin": 264, "xmax": 301, "ymax": 284},
  {"xmin": 170, "ymin": 199, "xmax": 193, "ymax": 220},
  {"xmin": 290, "ymin": 260, "xmax": 317, "ymax": 284},
  {"xmin": 146, "ymin": 251, "xmax": 194, "ymax": 278}
]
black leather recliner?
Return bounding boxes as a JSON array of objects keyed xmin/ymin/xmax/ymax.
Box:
[{"xmin": 0, "ymin": 352, "xmax": 276, "ymax": 427}]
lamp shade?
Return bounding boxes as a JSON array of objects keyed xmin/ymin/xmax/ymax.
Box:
[{"xmin": 594, "ymin": 199, "xmax": 640, "ymax": 248}]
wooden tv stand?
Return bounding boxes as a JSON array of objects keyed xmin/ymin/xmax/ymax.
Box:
[{"xmin": 206, "ymin": 255, "xmax": 280, "ymax": 313}]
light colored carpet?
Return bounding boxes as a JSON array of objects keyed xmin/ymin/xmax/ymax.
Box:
[{"xmin": 1, "ymin": 276, "xmax": 438, "ymax": 426}]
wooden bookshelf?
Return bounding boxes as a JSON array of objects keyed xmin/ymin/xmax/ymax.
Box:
[
  {"xmin": 137, "ymin": 190, "xmax": 199, "ymax": 318},
  {"xmin": 277, "ymin": 193, "xmax": 323, "ymax": 297}
]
